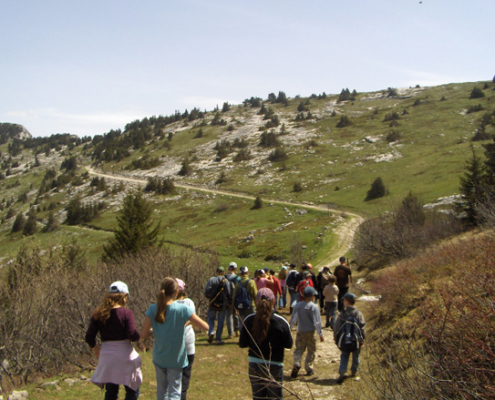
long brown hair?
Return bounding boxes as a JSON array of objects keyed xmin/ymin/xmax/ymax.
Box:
[
  {"xmin": 93, "ymin": 293, "xmax": 127, "ymax": 323},
  {"xmin": 155, "ymin": 277, "xmax": 178, "ymax": 324},
  {"xmin": 252, "ymin": 298, "xmax": 272, "ymax": 343},
  {"xmin": 278, "ymin": 268, "xmax": 287, "ymax": 280}
]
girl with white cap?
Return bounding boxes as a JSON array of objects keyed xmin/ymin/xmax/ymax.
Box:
[{"xmin": 85, "ymin": 281, "xmax": 142, "ymax": 400}]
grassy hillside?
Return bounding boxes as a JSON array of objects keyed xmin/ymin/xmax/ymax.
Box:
[{"xmin": 0, "ymin": 80, "xmax": 493, "ymax": 266}]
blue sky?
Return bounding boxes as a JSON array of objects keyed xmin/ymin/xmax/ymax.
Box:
[{"xmin": 1, "ymin": 0, "xmax": 493, "ymax": 137}]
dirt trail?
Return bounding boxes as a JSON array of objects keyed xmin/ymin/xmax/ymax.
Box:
[{"xmin": 86, "ymin": 167, "xmax": 363, "ymax": 268}]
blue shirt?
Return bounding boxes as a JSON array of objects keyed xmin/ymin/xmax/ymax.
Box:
[
  {"xmin": 145, "ymin": 302, "xmax": 193, "ymax": 369},
  {"xmin": 289, "ymin": 300, "xmax": 323, "ymax": 336}
]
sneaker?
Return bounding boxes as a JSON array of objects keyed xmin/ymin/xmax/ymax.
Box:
[
  {"xmin": 351, "ymin": 371, "xmax": 358, "ymax": 378},
  {"xmin": 214, "ymin": 340, "xmax": 225, "ymax": 345},
  {"xmin": 235, "ymin": 331, "xmax": 240, "ymax": 337},
  {"xmin": 337, "ymin": 374, "xmax": 347, "ymax": 384},
  {"xmin": 291, "ymin": 365, "xmax": 300, "ymax": 378},
  {"xmin": 207, "ymin": 334, "xmax": 214, "ymax": 344},
  {"xmin": 306, "ymin": 369, "xmax": 314, "ymax": 376},
  {"xmin": 227, "ymin": 335, "xmax": 233, "ymax": 340}
]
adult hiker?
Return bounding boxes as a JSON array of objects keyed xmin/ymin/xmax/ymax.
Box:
[
  {"xmin": 239, "ymin": 288, "xmax": 293, "ymax": 399},
  {"xmin": 285, "ymin": 263, "xmax": 299, "ymax": 314},
  {"xmin": 232, "ymin": 266, "xmax": 258, "ymax": 328},
  {"xmin": 225, "ymin": 262, "xmax": 240, "ymax": 338},
  {"xmin": 85, "ymin": 281, "xmax": 142, "ymax": 400},
  {"xmin": 334, "ymin": 257, "xmax": 353, "ymax": 312},
  {"xmin": 316, "ymin": 266, "xmax": 333, "ymax": 310},
  {"xmin": 204, "ymin": 266, "xmax": 232, "ymax": 345},
  {"xmin": 277, "ymin": 266, "xmax": 288, "ymax": 309}
]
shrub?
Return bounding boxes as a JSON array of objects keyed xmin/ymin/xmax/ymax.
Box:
[
  {"xmin": 221, "ymin": 102, "xmax": 230, "ymax": 112},
  {"xmin": 387, "ymin": 87, "xmax": 398, "ymax": 97},
  {"xmin": 297, "ymin": 101, "xmax": 308, "ymax": 112},
  {"xmin": 0, "ymin": 245, "xmax": 216, "ymax": 391},
  {"xmin": 22, "ymin": 211, "xmax": 38, "ymax": 236},
  {"xmin": 365, "ymin": 177, "xmax": 386, "ymax": 201},
  {"xmin": 383, "ymin": 112, "xmax": 400, "ymax": 122},
  {"xmin": 144, "ymin": 177, "xmax": 175, "ymax": 195},
  {"xmin": 11, "ymin": 212, "xmax": 25, "ymax": 233},
  {"xmin": 252, "ymin": 196, "xmax": 263, "ymax": 209},
  {"xmin": 466, "ymin": 104, "xmax": 484, "ymax": 114},
  {"xmin": 215, "ymin": 171, "xmax": 228, "ymax": 184},
  {"xmin": 233, "ymin": 148, "xmax": 252, "ymax": 162},
  {"xmin": 386, "ymin": 130, "xmax": 401, "ymax": 142},
  {"xmin": 259, "ymin": 131, "xmax": 280, "ymax": 147},
  {"xmin": 268, "ymin": 147, "xmax": 288, "ymax": 162},
  {"xmin": 336, "ymin": 115, "xmax": 351, "ymax": 128},
  {"xmin": 293, "ymin": 181, "xmax": 303, "ymax": 192},
  {"xmin": 469, "ymin": 86, "xmax": 485, "ymax": 99},
  {"xmin": 193, "ymin": 128, "xmax": 203, "ymax": 138},
  {"xmin": 178, "ymin": 158, "xmax": 193, "ymax": 176}
]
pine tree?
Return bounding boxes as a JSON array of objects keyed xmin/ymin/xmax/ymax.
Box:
[
  {"xmin": 103, "ymin": 191, "xmax": 160, "ymax": 261},
  {"xmin": 252, "ymin": 196, "xmax": 263, "ymax": 209},
  {"xmin": 23, "ymin": 211, "xmax": 38, "ymax": 236},
  {"xmin": 11, "ymin": 212, "xmax": 25, "ymax": 233},
  {"xmin": 459, "ymin": 147, "xmax": 485, "ymax": 224}
]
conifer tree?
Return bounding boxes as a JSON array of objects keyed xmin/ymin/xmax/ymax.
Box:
[
  {"xmin": 459, "ymin": 147, "xmax": 485, "ymax": 224},
  {"xmin": 103, "ymin": 191, "xmax": 160, "ymax": 261}
]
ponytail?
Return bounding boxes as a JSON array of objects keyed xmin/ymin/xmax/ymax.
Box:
[
  {"xmin": 155, "ymin": 277, "xmax": 178, "ymax": 323},
  {"xmin": 252, "ymin": 299, "xmax": 272, "ymax": 343}
]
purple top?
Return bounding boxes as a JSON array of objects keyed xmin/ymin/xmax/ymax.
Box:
[{"xmin": 85, "ymin": 307, "xmax": 140, "ymax": 348}]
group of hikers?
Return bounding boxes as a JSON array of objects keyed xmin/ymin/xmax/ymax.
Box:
[{"xmin": 85, "ymin": 257, "xmax": 365, "ymax": 400}]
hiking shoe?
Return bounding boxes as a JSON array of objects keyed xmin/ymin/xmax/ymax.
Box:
[
  {"xmin": 214, "ymin": 340, "xmax": 225, "ymax": 345},
  {"xmin": 235, "ymin": 331, "xmax": 240, "ymax": 337},
  {"xmin": 227, "ymin": 335, "xmax": 233, "ymax": 340},
  {"xmin": 306, "ymin": 369, "xmax": 314, "ymax": 376},
  {"xmin": 291, "ymin": 365, "xmax": 300, "ymax": 378},
  {"xmin": 337, "ymin": 374, "xmax": 347, "ymax": 384},
  {"xmin": 207, "ymin": 334, "xmax": 214, "ymax": 344},
  {"xmin": 351, "ymin": 371, "xmax": 358, "ymax": 378}
]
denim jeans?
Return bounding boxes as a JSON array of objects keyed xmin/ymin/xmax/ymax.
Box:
[
  {"xmin": 249, "ymin": 362, "xmax": 284, "ymax": 399},
  {"xmin": 181, "ymin": 354, "xmax": 194, "ymax": 400},
  {"xmin": 337, "ymin": 286, "xmax": 349, "ymax": 312},
  {"xmin": 154, "ymin": 363, "xmax": 182, "ymax": 400},
  {"xmin": 324, "ymin": 301, "xmax": 338, "ymax": 329},
  {"xmin": 225, "ymin": 306, "xmax": 237, "ymax": 336},
  {"xmin": 237, "ymin": 307, "xmax": 255, "ymax": 330},
  {"xmin": 207, "ymin": 308, "xmax": 226, "ymax": 340},
  {"xmin": 278, "ymin": 286, "xmax": 287, "ymax": 308},
  {"xmin": 288, "ymin": 289, "xmax": 299, "ymax": 308},
  {"xmin": 339, "ymin": 348, "xmax": 361, "ymax": 375},
  {"xmin": 105, "ymin": 383, "xmax": 140, "ymax": 400}
]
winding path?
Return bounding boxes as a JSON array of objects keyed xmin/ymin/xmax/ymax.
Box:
[{"xmin": 86, "ymin": 167, "xmax": 364, "ymax": 267}]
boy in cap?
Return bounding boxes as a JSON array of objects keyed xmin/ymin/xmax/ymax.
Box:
[
  {"xmin": 289, "ymin": 286, "xmax": 324, "ymax": 378},
  {"xmin": 334, "ymin": 292, "xmax": 366, "ymax": 383}
]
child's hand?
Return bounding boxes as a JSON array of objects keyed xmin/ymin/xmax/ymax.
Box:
[{"xmin": 320, "ymin": 334, "xmax": 325, "ymax": 342}]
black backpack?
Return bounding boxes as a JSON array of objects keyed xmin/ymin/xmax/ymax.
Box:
[
  {"xmin": 208, "ymin": 277, "xmax": 226, "ymax": 311},
  {"xmin": 234, "ymin": 279, "xmax": 252, "ymax": 310},
  {"xmin": 335, "ymin": 312, "xmax": 364, "ymax": 352},
  {"xmin": 286, "ymin": 270, "xmax": 297, "ymax": 289}
]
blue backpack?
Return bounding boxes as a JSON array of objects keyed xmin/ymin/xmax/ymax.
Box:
[{"xmin": 234, "ymin": 279, "xmax": 252, "ymax": 310}]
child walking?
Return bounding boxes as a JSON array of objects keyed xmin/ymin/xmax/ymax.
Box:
[
  {"xmin": 289, "ymin": 286, "xmax": 324, "ymax": 378},
  {"xmin": 85, "ymin": 281, "xmax": 142, "ymax": 400},
  {"xmin": 174, "ymin": 279, "xmax": 197, "ymax": 400},
  {"xmin": 334, "ymin": 292, "xmax": 366, "ymax": 383},
  {"xmin": 141, "ymin": 277, "xmax": 208, "ymax": 400},
  {"xmin": 322, "ymin": 275, "xmax": 339, "ymax": 329}
]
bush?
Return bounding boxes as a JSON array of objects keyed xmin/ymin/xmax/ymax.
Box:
[
  {"xmin": 387, "ymin": 87, "xmax": 398, "ymax": 97},
  {"xmin": 365, "ymin": 177, "xmax": 386, "ymax": 201},
  {"xmin": 293, "ymin": 181, "xmax": 303, "ymax": 192},
  {"xmin": 233, "ymin": 148, "xmax": 252, "ymax": 162},
  {"xmin": 386, "ymin": 130, "xmax": 401, "ymax": 142},
  {"xmin": 268, "ymin": 147, "xmax": 288, "ymax": 162},
  {"xmin": 178, "ymin": 158, "xmax": 193, "ymax": 176},
  {"xmin": 252, "ymin": 196, "xmax": 263, "ymax": 209},
  {"xmin": 383, "ymin": 112, "xmax": 400, "ymax": 122},
  {"xmin": 355, "ymin": 193, "xmax": 462, "ymax": 269},
  {"xmin": 0, "ymin": 245, "xmax": 216, "ymax": 391},
  {"xmin": 193, "ymin": 128, "xmax": 203, "ymax": 139},
  {"xmin": 366, "ymin": 235, "xmax": 495, "ymax": 400},
  {"xmin": 11, "ymin": 212, "xmax": 25, "ymax": 233},
  {"xmin": 469, "ymin": 86, "xmax": 485, "ymax": 99},
  {"xmin": 336, "ymin": 115, "xmax": 351, "ymax": 128},
  {"xmin": 221, "ymin": 102, "xmax": 230, "ymax": 112},
  {"xmin": 466, "ymin": 104, "xmax": 484, "ymax": 114},
  {"xmin": 144, "ymin": 177, "xmax": 175, "ymax": 195},
  {"xmin": 259, "ymin": 131, "xmax": 280, "ymax": 147}
]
